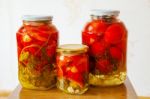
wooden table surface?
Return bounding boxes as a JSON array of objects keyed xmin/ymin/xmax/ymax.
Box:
[{"xmin": 8, "ymin": 77, "xmax": 138, "ymax": 99}]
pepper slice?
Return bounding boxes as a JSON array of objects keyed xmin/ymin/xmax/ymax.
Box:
[
  {"xmin": 67, "ymin": 71, "xmax": 84, "ymax": 88},
  {"xmin": 25, "ymin": 25, "xmax": 50, "ymax": 42},
  {"xmin": 71, "ymin": 55, "xmax": 88, "ymax": 73}
]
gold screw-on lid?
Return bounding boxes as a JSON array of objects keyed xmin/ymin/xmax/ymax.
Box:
[{"xmin": 57, "ymin": 44, "xmax": 88, "ymax": 55}]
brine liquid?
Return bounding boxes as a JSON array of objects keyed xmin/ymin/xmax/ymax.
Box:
[{"xmin": 89, "ymin": 72, "xmax": 126, "ymax": 86}]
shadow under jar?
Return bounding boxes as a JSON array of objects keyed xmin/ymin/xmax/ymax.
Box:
[
  {"xmin": 16, "ymin": 15, "xmax": 58, "ymax": 90},
  {"xmin": 82, "ymin": 10, "xmax": 128, "ymax": 86},
  {"xmin": 56, "ymin": 44, "xmax": 89, "ymax": 94}
]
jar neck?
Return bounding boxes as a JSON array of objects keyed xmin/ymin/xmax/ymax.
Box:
[
  {"xmin": 91, "ymin": 15, "xmax": 118, "ymax": 23},
  {"xmin": 23, "ymin": 20, "xmax": 52, "ymax": 26}
]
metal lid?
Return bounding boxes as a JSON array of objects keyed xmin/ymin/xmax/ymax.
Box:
[
  {"xmin": 90, "ymin": 9, "xmax": 120, "ymax": 17},
  {"xmin": 22, "ymin": 15, "xmax": 52, "ymax": 21},
  {"xmin": 57, "ymin": 44, "xmax": 88, "ymax": 55}
]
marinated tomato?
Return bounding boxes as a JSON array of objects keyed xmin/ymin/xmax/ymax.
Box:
[
  {"xmin": 82, "ymin": 10, "xmax": 127, "ymax": 86},
  {"xmin": 17, "ymin": 16, "xmax": 58, "ymax": 90},
  {"xmin": 109, "ymin": 47, "xmax": 123, "ymax": 61},
  {"xmin": 104, "ymin": 23, "xmax": 126, "ymax": 44},
  {"xmin": 90, "ymin": 41, "xmax": 107, "ymax": 57},
  {"xmin": 96, "ymin": 59, "xmax": 113, "ymax": 74}
]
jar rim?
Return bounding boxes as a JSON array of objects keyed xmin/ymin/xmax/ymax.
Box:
[
  {"xmin": 22, "ymin": 15, "xmax": 53, "ymax": 21},
  {"xmin": 57, "ymin": 44, "xmax": 88, "ymax": 55},
  {"xmin": 90, "ymin": 9, "xmax": 120, "ymax": 17}
]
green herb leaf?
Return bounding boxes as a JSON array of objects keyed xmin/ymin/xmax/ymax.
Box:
[{"xmin": 19, "ymin": 51, "xmax": 29, "ymax": 62}]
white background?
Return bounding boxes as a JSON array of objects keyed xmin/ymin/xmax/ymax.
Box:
[{"xmin": 0, "ymin": 0, "xmax": 150, "ymax": 96}]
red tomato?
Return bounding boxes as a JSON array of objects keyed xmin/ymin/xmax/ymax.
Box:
[
  {"xmin": 110, "ymin": 47, "xmax": 123, "ymax": 60},
  {"xmin": 104, "ymin": 23, "xmax": 126, "ymax": 44},
  {"xmin": 90, "ymin": 41, "xmax": 107, "ymax": 57},
  {"xmin": 96, "ymin": 59, "xmax": 113, "ymax": 74},
  {"xmin": 82, "ymin": 20, "xmax": 109, "ymax": 46},
  {"xmin": 83, "ymin": 20, "xmax": 108, "ymax": 35}
]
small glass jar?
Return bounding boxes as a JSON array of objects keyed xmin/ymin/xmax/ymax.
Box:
[
  {"xmin": 16, "ymin": 15, "xmax": 58, "ymax": 90},
  {"xmin": 82, "ymin": 10, "xmax": 128, "ymax": 86},
  {"xmin": 56, "ymin": 44, "xmax": 89, "ymax": 94}
]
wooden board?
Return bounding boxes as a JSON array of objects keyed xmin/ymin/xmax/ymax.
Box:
[{"xmin": 8, "ymin": 77, "xmax": 138, "ymax": 99}]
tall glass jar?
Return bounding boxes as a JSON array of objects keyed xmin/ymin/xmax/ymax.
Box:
[
  {"xmin": 56, "ymin": 44, "xmax": 89, "ymax": 94},
  {"xmin": 82, "ymin": 10, "xmax": 128, "ymax": 86},
  {"xmin": 16, "ymin": 15, "xmax": 58, "ymax": 90}
]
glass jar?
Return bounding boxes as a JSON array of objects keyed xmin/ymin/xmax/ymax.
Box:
[
  {"xmin": 56, "ymin": 44, "xmax": 89, "ymax": 94},
  {"xmin": 82, "ymin": 10, "xmax": 128, "ymax": 86},
  {"xmin": 16, "ymin": 15, "xmax": 58, "ymax": 90}
]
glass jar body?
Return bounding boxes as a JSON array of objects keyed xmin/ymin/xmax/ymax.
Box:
[
  {"xmin": 82, "ymin": 15, "xmax": 127, "ymax": 86},
  {"xmin": 17, "ymin": 20, "xmax": 58, "ymax": 90},
  {"xmin": 56, "ymin": 49, "xmax": 89, "ymax": 94}
]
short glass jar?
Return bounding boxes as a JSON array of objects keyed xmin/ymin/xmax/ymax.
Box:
[
  {"xmin": 16, "ymin": 15, "xmax": 58, "ymax": 90},
  {"xmin": 56, "ymin": 44, "xmax": 89, "ymax": 94},
  {"xmin": 82, "ymin": 10, "xmax": 128, "ymax": 86}
]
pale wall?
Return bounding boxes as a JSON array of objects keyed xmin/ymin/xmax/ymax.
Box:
[{"xmin": 0, "ymin": 0, "xmax": 150, "ymax": 96}]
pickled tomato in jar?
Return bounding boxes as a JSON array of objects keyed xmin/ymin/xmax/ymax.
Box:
[
  {"xmin": 56, "ymin": 44, "xmax": 89, "ymax": 94},
  {"xmin": 16, "ymin": 15, "xmax": 58, "ymax": 90},
  {"xmin": 82, "ymin": 10, "xmax": 128, "ymax": 86}
]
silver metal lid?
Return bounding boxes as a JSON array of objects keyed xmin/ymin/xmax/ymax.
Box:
[
  {"xmin": 22, "ymin": 15, "xmax": 53, "ymax": 21},
  {"xmin": 91, "ymin": 9, "xmax": 120, "ymax": 17}
]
